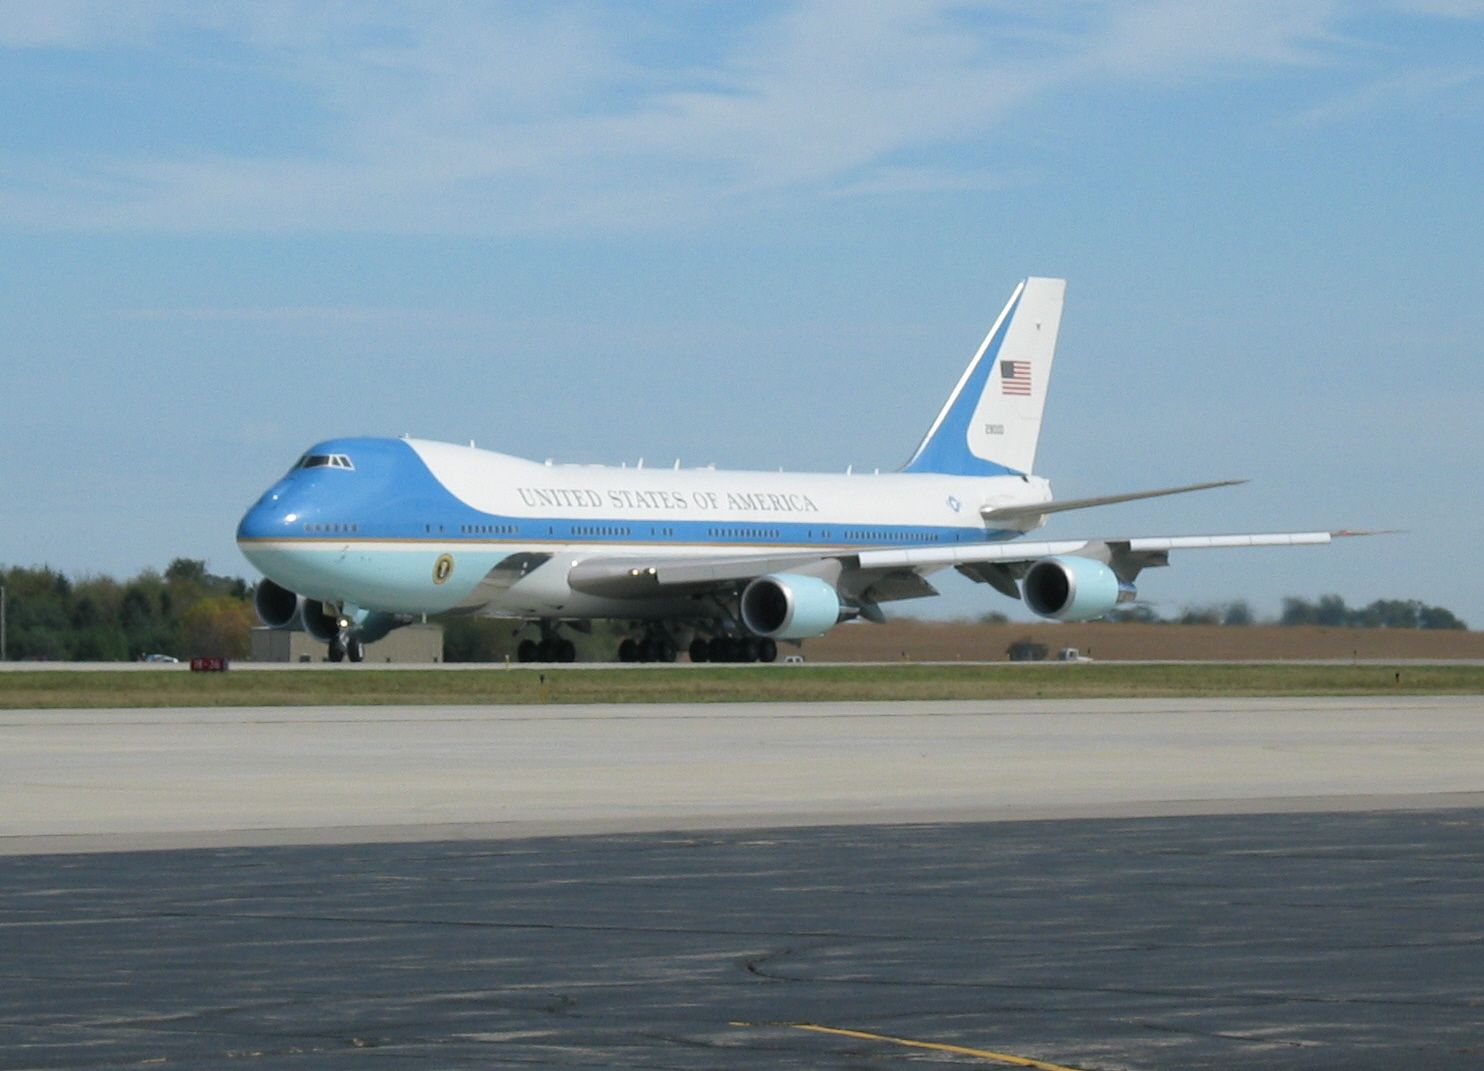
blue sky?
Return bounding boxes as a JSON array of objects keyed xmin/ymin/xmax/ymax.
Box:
[{"xmin": 2, "ymin": 1, "xmax": 1481, "ymax": 624}]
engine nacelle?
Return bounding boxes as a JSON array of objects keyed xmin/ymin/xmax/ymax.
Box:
[
  {"xmin": 301, "ymin": 599, "xmax": 341, "ymax": 642},
  {"xmin": 740, "ymin": 573, "xmax": 843, "ymax": 639},
  {"xmin": 1022, "ymin": 556, "xmax": 1135, "ymax": 622},
  {"xmin": 254, "ymin": 578, "xmax": 302, "ymax": 630}
]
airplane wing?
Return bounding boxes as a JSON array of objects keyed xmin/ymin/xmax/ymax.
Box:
[{"xmin": 567, "ymin": 529, "xmax": 1375, "ymax": 604}]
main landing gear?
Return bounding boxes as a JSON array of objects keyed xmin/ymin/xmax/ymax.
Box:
[
  {"xmin": 516, "ymin": 621, "xmax": 577, "ymax": 663},
  {"xmin": 688, "ymin": 635, "xmax": 778, "ymax": 664},
  {"xmin": 617, "ymin": 627, "xmax": 678, "ymax": 664}
]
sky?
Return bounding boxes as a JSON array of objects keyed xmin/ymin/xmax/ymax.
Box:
[{"xmin": 1, "ymin": 0, "xmax": 1481, "ymax": 625}]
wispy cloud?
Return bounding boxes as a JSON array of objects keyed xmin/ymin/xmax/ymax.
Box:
[
  {"xmin": 0, "ymin": 1, "xmax": 1473, "ymax": 234},
  {"xmin": 1289, "ymin": 65, "xmax": 1482, "ymax": 126}
]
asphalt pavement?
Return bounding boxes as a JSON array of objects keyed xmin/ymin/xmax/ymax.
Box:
[{"xmin": 4, "ymin": 810, "xmax": 1482, "ymax": 1069}]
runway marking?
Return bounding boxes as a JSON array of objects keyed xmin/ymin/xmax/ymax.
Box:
[{"xmin": 730, "ymin": 1021, "xmax": 1092, "ymax": 1070}]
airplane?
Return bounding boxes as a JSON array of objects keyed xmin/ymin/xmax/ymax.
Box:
[{"xmin": 236, "ymin": 277, "xmax": 1364, "ymax": 663}]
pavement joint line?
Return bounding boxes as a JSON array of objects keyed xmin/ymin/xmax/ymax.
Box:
[{"xmin": 729, "ymin": 1021, "xmax": 1093, "ymax": 1070}]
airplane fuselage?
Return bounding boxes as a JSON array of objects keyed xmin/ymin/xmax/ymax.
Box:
[{"xmin": 236, "ymin": 436, "xmax": 1051, "ymax": 620}]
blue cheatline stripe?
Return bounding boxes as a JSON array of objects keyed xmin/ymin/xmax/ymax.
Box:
[
  {"xmin": 901, "ymin": 289, "xmax": 1023, "ymax": 478},
  {"xmin": 247, "ymin": 516, "xmax": 1014, "ymax": 548}
]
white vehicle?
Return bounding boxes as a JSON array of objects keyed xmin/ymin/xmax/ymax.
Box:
[{"xmin": 238, "ymin": 278, "xmax": 1366, "ymax": 663}]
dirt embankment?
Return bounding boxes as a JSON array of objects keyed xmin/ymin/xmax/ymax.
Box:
[{"xmin": 803, "ymin": 620, "xmax": 1484, "ymax": 662}]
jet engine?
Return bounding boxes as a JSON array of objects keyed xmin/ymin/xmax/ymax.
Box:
[
  {"xmin": 301, "ymin": 599, "xmax": 341, "ymax": 642},
  {"xmin": 253, "ymin": 578, "xmax": 303, "ymax": 630},
  {"xmin": 1022, "ymin": 556, "xmax": 1136, "ymax": 622},
  {"xmin": 740, "ymin": 573, "xmax": 843, "ymax": 639}
]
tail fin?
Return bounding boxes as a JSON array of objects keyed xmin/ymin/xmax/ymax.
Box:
[{"xmin": 902, "ymin": 277, "xmax": 1065, "ymax": 477}]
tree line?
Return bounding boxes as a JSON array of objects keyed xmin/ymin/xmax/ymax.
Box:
[
  {"xmin": 1102, "ymin": 595, "xmax": 1466, "ymax": 629},
  {"xmin": 0, "ymin": 559, "xmax": 257, "ymax": 661},
  {"xmin": 1, "ymin": 559, "xmax": 1470, "ymax": 663}
]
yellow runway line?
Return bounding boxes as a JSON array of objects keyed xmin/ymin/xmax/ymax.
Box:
[{"xmin": 729, "ymin": 1021, "xmax": 1092, "ymax": 1070}]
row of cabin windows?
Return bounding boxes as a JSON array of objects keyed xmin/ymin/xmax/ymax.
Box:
[
  {"xmin": 407, "ymin": 524, "xmax": 963, "ymax": 542},
  {"xmin": 709, "ymin": 527, "xmax": 782, "ymax": 539},
  {"xmin": 306, "ymin": 522, "xmax": 358, "ymax": 533}
]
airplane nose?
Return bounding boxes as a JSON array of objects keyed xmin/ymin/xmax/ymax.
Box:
[{"xmin": 236, "ymin": 484, "xmax": 300, "ymax": 541}]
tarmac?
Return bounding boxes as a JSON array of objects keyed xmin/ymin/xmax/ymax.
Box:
[{"xmin": 3, "ymin": 696, "xmax": 1483, "ymax": 1068}]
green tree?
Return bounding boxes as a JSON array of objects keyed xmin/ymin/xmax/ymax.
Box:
[
  {"xmin": 1419, "ymin": 605, "xmax": 1467, "ymax": 630},
  {"xmin": 1178, "ymin": 605, "xmax": 1222, "ymax": 626},
  {"xmin": 1222, "ymin": 600, "xmax": 1255, "ymax": 626},
  {"xmin": 178, "ymin": 596, "xmax": 256, "ymax": 659},
  {"xmin": 1107, "ymin": 604, "xmax": 1162, "ymax": 624}
]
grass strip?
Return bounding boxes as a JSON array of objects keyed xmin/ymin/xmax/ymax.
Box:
[{"xmin": 1, "ymin": 663, "xmax": 1481, "ymax": 709}]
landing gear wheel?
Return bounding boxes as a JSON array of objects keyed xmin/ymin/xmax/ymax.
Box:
[
  {"xmin": 618, "ymin": 637, "xmax": 638, "ymax": 663},
  {"xmin": 689, "ymin": 637, "xmax": 710, "ymax": 663},
  {"xmin": 556, "ymin": 638, "xmax": 577, "ymax": 663},
  {"xmin": 758, "ymin": 638, "xmax": 778, "ymax": 664},
  {"xmin": 328, "ymin": 634, "xmax": 347, "ymax": 663},
  {"xmin": 517, "ymin": 639, "xmax": 537, "ymax": 663},
  {"xmin": 739, "ymin": 637, "xmax": 760, "ymax": 663},
  {"xmin": 347, "ymin": 637, "xmax": 366, "ymax": 663}
]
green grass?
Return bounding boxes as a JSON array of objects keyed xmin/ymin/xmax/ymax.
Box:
[{"xmin": 1, "ymin": 663, "xmax": 1481, "ymax": 709}]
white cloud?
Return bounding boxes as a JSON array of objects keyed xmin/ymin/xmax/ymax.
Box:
[{"xmin": 0, "ymin": 0, "xmax": 1462, "ymax": 234}]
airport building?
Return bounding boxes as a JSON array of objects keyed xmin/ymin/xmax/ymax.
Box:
[{"xmin": 249, "ymin": 624, "xmax": 444, "ymax": 664}]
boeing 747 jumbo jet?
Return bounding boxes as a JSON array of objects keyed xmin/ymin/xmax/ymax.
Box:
[{"xmin": 238, "ymin": 278, "xmax": 1364, "ymax": 663}]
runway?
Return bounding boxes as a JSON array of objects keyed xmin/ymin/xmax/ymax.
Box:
[
  {"xmin": 4, "ymin": 697, "xmax": 1484, "ymax": 1068},
  {"xmin": 4, "ymin": 696, "xmax": 1484, "ymax": 853}
]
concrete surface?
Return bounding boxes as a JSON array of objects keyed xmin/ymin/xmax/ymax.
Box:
[{"xmin": 4, "ymin": 697, "xmax": 1484, "ymax": 854}]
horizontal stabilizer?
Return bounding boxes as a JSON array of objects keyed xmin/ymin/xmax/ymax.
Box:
[{"xmin": 980, "ymin": 479, "xmax": 1245, "ymax": 524}]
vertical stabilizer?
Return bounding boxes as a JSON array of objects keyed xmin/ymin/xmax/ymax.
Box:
[{"xmin": 902, "ymin": 277, "xmax": 1065, "ymax": 476}]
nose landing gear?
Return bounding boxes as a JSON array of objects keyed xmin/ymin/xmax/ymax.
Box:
[{"xmin": 328, "ymin": 631, "xmax": 366, "ymax": 663}]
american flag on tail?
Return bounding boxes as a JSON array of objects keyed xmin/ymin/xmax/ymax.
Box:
[{"xmin": 1000, "ymin": 359, "xmax": 1031, "ymax": 396}]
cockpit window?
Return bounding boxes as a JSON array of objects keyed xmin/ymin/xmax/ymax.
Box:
[{"xmin": 296, "ymin": 453, "xmax": 355, "ymax": 471}]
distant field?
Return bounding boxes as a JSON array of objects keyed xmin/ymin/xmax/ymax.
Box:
[
  {"xmin": 806, "ymin": 620, "xmax": 1484, "ymax": 662},
  {"xmin": 2, "ymin": 663, "xmax": 1482, "ymax": 709}
]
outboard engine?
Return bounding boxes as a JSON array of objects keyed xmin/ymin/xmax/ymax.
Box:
[{"xmin": 1022, "ymin": 556, "xmax": 1136, "ymax": 622}]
